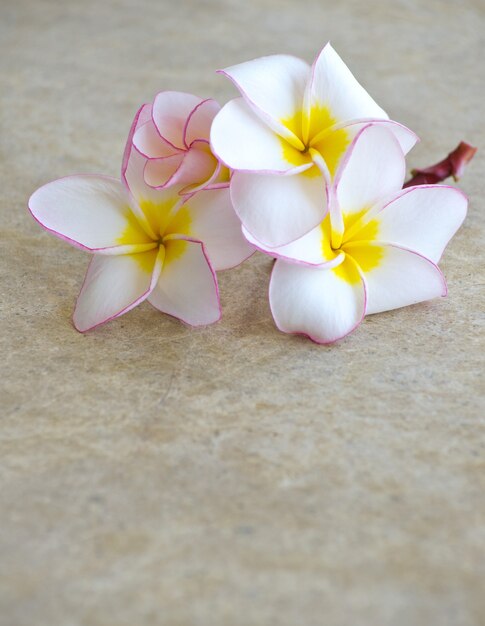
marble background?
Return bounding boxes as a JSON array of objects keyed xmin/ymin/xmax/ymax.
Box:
[{"xmin": 1, "ymin": 0, "xmax": 484, "ymax": 624}]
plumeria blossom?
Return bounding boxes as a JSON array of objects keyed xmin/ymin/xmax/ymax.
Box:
[
  {"xmin": 244, "ymin": 124, "xmax": 467, "ymax": 344},
  {"xmin": 28, "ymin": 106, "xmax": 253, "ymax": 332},
  {"xmin": 211, "ymin": 43, "xmax": 419, "ymax": 248},
  {"xmin": 132, "ymin": 91, "xmax": 230, "ymax": 193}
]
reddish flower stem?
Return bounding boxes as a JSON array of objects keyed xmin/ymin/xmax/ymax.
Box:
[{"xmin": 403, "ymin": 141, "xmax": 477, "ymax": 188}]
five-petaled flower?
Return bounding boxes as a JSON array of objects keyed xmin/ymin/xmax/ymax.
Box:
[
  {"xmin": 243, "ymin": 124, "xmax": 467, "ymax": 344},
  {"xmin": 211, "ymin": 43, "xmax": 419, "ymax": 248},
  {"xmin": 133, "ymin": 91, "xmax": 230, "ymax": 193},
  {"xmin": 28, "ymin": 106, "xmax": 253, "ymax": 332}
]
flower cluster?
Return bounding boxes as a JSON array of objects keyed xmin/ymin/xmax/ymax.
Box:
[{"xmin": 29, "ymin": 44, "xmax": 471, "ymax": 343}]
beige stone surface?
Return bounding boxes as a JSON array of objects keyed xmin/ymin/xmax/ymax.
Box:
[{"xmin": 1, "ymin": 0, "xmax": 484, "ymax": 624}]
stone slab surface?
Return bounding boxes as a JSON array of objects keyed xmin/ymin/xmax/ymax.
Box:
[{"xmin": 1, "ymin": 0, "xmax": 484, "ymax": 624}]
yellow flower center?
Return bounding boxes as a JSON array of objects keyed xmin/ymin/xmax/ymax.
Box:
[
  {"xmin": 280, "ymin": 104, "xmax": 350, "ymax": 176},
  {"xmin": 321, "ymin": 211, "xmax": 385, "ymax": 284},
  {"xmin": 116, "ymin": 198, "xmax": 192, "ymax": 272}
]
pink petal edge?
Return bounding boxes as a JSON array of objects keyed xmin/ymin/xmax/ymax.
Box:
[
  {"xmin": 132, "ymin": 121, "xmax": 183, "ymax": 160},
  {"xmin": 28, "ymin": 174, "xmax": 137, "ymax": 254},
  {"xmin": 372, "ymin": 184, "xmax": 468, "ymax": 263},
  {"xmin": 71, "ymin": 253, "xmax": 160, "ymax": 333},
  {"xmin": 242, "ymin": 227, "xmax": 344, "ymax": 268},
  {"xmin": 122, "ymin": 103, "xmax": 150, "ymax": 184},
  {"xmin": 231, "ymin": 173, "xmax": 330, "ymax": 250},
  {"xmin": 333, "ymin": 117, "xmax": 420, "ymax": 147},
  {"xmin": 182, "ymin": 98, "xmax": 220, "ymax": 149},
  {"xmin": 333, "ymin": 121, "xmax": 403, "ymax": 192},
  {"xmin": 210, "ymin": 137, "xmax": 314, "ymax": 177},
  {"xmin": 216, "ymin": 54, "xmax": 308, "ymax": 142},
  {"xmin": 151, "ymin": 91, "xmax": 202, "ymax": 151},
  {"xmin": 150, "ymin": 235, "xmax": 222, "ymax": 327},
  {"xmin": 373, "ymin": 242, "xmax": 449, "ymax": 298}
]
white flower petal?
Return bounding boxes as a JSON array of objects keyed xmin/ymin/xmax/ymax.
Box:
[
  {"xmin": 243, "ymin": 220, "xmax": 342, "ymax": 267},
  {"xmin": 182, "ymin": 187, "xmax": 254, "ymax": 271},
  {"xmin": 73, "ymin": 250, "xmax": 160, "ymax": 332},
  {"xmin": 168, "ymin": 142, "xmax": 217, "ymax": 190},
  {"xmin": 123, "ymin": 109, "xmax": 173, "ymax": 202},
  {"xmin": 183, "ymin": 98, "xmax": 221, "ymax": 147},
  {"xmin": 149, "ymin": 238, "xmax": 221, "ymax": 326},
  {"xmin": 133, "ymin": 117, "xmax": 179, "ymax": 159},
  {"xmin": 210, "ymin": 98, "xmax": 312, "ymax": 174},
  {"xmin": 29, "ymin": 175, "xmax": 153, "ymax": 253},
  {"xmin": 269, "ymin": 257, "xmax": 366, "ymax": 344},
  {"xmin": 351, "ymin": 243, "xmax": 447, "ymax": 315},
  {"xmin": 144, "ymin": 153, "xmax": 185, "ymax": 189},
  {"xmin": 219, "ymin": 54, "xmax": 310, "ymax": 145},
  {"xmin": 340, "ymin": 118, "xmax": 419, "ymax": 156},
  {"xmin": 336, "ymin": 124, "xmax": 406, "ymax": 218},
  {"xmin": 306, "ymin": 43, "xmax": 388, "ymax": 125},
  {"xmin": 152, "ymin": 91, "xmax": 204, "ymax": 149},
  {"xmin": 122, "ymin": 103, "xmax": 152, "ymax": 168},
  {"xmin": 371, "ymin": 185, "xmax": 467, "ymax": 263},
  {"xmin": 122, "ymin": 138, "xmax": 181, "ymax": 221},
  {"xmin": 231, "ymin": 169, "xmax": 327, "ymax": 248},
  {"xmin": 311, "ymin": 119, "xmax": 417, "ymax": 181}
]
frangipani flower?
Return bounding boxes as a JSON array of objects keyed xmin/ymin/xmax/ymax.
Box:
[
  {"xmin": 132, "ymin": 91, "xmax": 230, "ymax": 193},
  {"xmin": 211, "ymin": 43, "xmax": 418, "ymax": 248},
  {"xmin": 28, "ymin": 107, "xmax": 253, "ymax": 332},
  {"xmin": 244, "ymin": 124, "xmax": 467, "ymax": 344}
]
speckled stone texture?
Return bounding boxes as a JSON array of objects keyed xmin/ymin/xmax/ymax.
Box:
[{"xmin": 1, "ymin": 0, "xmax": 484, "ymax": 624}]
